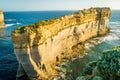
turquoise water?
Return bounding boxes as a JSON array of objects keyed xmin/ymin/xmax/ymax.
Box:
[{"xmin": 0, "ymin": 10, "xmax": 120, "ymax": 80}]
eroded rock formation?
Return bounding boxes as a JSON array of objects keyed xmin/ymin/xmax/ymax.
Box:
[
  {"xmin": 0, "ymin": 10, "xmax": 4, "ymax": 27},
  {"xmin": 11, "ymin": 7, "xmax": 111, "ymax": 80}
]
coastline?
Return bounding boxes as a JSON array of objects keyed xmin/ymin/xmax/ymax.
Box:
[
  {"xmin": 11, "ymin": 7, "xmax": 111, "ymax": 80},
  {"xmin": 54, "ymin": 27, "xmax": 120, "ymax": 79},
  {"xmin": 54, "ymin": 33, "xmax": 108, "ymax": 79},
  {"xmin": 1, "ymin": 9, "xmax": 120, "ymax": 80}
]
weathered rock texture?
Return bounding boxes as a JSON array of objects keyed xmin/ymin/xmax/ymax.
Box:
[
  {"xmin": 11, "ymin": 7, "xmax": 111, "ymax": 80},
  {"xmin": 0, "ymin": 10, "xmax": 4, "ymax": 26}
]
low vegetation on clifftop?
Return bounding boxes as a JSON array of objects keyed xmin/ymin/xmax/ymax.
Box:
[
  {"xmin": 76, "ymin": 46, "xmax": 120, "ymax": 80},
  {"xmin": 12, "ymin": 7, "xmax": 111, "ymax": 48}
]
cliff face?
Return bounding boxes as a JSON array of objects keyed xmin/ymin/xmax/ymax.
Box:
[
  {"xmin": 0, "ymin": 10, "xmax": 4, "ymax": 26},
  {"xmin": 11, "ymin": 7, "xmax": 111, "ymax": 80}
]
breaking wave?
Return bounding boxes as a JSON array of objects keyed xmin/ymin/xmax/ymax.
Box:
[
  {"xmin": 109, "ymin": 22, "xmax": 120, "ymax": 28},
  {"xmin": 5, "ymin": 24, "xmax": 15, "ymax": 27}
]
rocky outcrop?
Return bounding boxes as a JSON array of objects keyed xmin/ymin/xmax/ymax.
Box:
[
  {"xmin": 11, "ymin": 7, "xmax": 111, "ymax": 80},
  {"xmin": 0, "ymin": 10, "xmax": 4, "ymax": 27}
]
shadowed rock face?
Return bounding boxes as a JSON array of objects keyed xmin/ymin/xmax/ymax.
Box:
[
  {"xmin": 0, "ymin": 10, "xmax": 4, "ymax": 27},
  {"xmin": 11, "ymin": 7, "xmax": 111, "ymax": 80}
]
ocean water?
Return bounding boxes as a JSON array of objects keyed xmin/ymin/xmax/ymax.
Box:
[
  {"xmin": 0, "ymin": 10, "xmax": 120, "ymax": 80},
  {"xmin": 0, "ymin": 11, "xmax": 75, "ymax": 80}
]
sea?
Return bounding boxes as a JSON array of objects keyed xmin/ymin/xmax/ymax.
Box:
[{"xmin": 0, "ymin": 10, "xmax": 120, "ymax": 80}]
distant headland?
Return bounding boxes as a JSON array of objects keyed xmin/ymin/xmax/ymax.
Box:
[{"xmin": 0, "ymin": 10, "xmax": 4, "ymax": 27}]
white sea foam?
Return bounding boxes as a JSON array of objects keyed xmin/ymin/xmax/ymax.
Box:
[
  {"xmin": 84, "ymin": 28, "xmax": 120, "ymax": 51},
  {"xmin": 103, "ymin": 29, "xmax": 120, "ymax": 42},
  {"xmin": 16, "ymin": 22, "xmax": 21, "ymax": 24},
  {"xmin": 104, "ymin": 34, "xmax": 119, "ymax": 41},
  {"xmin": 84, "ymin": 38, "xmax": 103, "ymax": 51},
  {"xmin": 0, "ymin": 22, "xmax": 21, "ymax": 28},
  {"xmin": 109, "ymin": 22, "xmax": 120, "ymax": 25},
  {"xmin": 5, "ymin": 24, "xmax": 15, "ymax": 27},
  {"xmin": 5, "ymin": 19, "xmax": 16, "ymax": 22},
  {"xmin": 109, "ymin": 22, "xmax": 120, "ymax": 28},
  {"xmin": 111, "ymin": 28, "xmax": 120, "ymax": 33}
]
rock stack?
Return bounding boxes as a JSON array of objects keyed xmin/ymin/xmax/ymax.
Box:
[{"xmin": 11, "ymin": 7, "xmax": 111, "ymax": 80}]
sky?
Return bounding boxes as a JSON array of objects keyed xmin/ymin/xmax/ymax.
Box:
[{"xmin": 0, "ymin": 0, "xmax": 120, "ymax": 11}]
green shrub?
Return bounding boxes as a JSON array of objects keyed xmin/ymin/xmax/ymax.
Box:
[
  {"xmin": 76, "ymin": 46, "xmax": 120, "ymax": 80},
  {"xmin": 83, "ymin": 61, "xmax": 97, "ymax": 75},
  {"xmin": 97, "ymin": 46, "xmax": 120, "ymax": 80},
  {"xmin": 92, "ymin": 76, "xmax": 103, "ymax": 80},
  {"xmin": 13, "ymin": 26, "xmax": 26, "ymax": 34}
]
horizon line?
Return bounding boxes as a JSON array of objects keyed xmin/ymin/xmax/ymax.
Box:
[{"xmin": 3, "ymin": 9, "xmax": 120, "ymax": 12}]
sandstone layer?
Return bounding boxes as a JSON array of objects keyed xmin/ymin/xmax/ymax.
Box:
[
  {"xmin": 0, "ymin": 10, "xmax": 4, "ymax": 27},
  {"xmin": 11, "ymin": 7, "xmax": 111, "ymax": 80}
]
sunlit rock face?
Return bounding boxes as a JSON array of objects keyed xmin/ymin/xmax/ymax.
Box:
[
  {"xmin": 0, "ymin": 10, "xmax": 4, "ymax": 27},
  {"xmin": 11, "ymin": 7, "xmax": 111, "ymax": 80}
]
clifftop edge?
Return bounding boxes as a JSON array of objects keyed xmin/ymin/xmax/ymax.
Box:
[{"xmin": 12, "ymin": 7, "xmax": 111, "ymax": 48}]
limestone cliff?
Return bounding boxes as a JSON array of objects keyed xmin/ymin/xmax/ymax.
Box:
[
  {"xmin": 0, "ymin": 10, "xmax": 4, "ymax": 27},
  {"xmin": 11, "ymin": 7, "xmax": 111, "ymax": 80}
]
